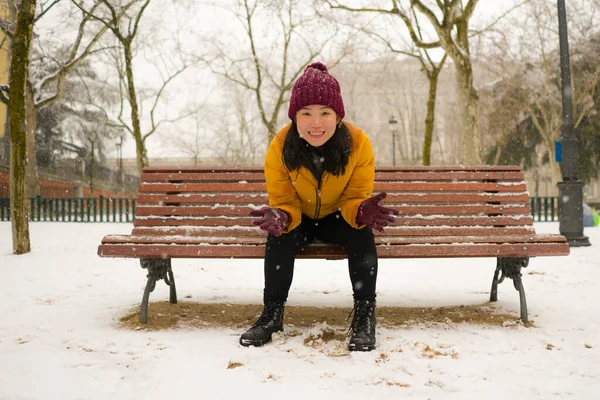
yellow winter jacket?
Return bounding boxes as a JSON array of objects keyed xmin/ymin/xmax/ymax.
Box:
[{"xmin": 264, "ymin": 121, "xmax": 375, "ymax": 233}]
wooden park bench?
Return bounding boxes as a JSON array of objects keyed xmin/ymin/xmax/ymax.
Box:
[{"xmin": 98, "ymin": 166, "xmax": 570, "ymax": 324}]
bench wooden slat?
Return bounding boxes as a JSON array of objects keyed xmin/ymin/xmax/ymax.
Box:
[
  {"xmin": 97, "ymin": 241, "xmax": 569, "ymax": 259},
  {"xmin": 137, "ymin": 182, "xmax": 528, "ymax": 193},
  {"xmin": 375, "ymin": 171, "xmax": 525, "ymax": 181},
  {"xmin": 133, "ymin": 215, "xmax": 533, "ymax": 228},
  {"xmin": 101, "ymin": 233, "xmax": 565, "ymax": 246},
  {"xmin": 131, "ymin": 225, "xmax": 535, "ymax": 237},
  {"xmin": 140, "ymin": 166, "xmax": 523, "ymax": 173},
  {"xmin": 140, "ymin": 172, "xmax": 266, "ymax": 182},
  {"xmin": 139, "ymin": 171, "xmax": 526, "ymax": 183},
  {"xmin": 138, "ymin": 183, "xmax": 267, "ymax": 193},
  {"xmin": 134, "ymin": 204, "xmax": 531, "ymax": 217},
  {"xmin": 135, "ymin": 192, "xmax": 530, "ymax": 205}
]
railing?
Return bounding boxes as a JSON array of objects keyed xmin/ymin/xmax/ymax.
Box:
[
  {"xmin": 0, "ymin": 196, "xmax": 561, "ymax": 223},
  {"xmin": 530, "ymin": 196, "xmax": 559, "ymax": 222},
  {"xmin": 0, "ymin": 196, "xmax": 136, "ymax": 222}
]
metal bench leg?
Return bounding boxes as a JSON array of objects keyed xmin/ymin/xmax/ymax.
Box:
[
  {"xmin": 139, "ymin": 258, "xmax": 177, "ymax": 324},
  {"xmin": 490, "ymin": 259, "xmax": 501, "ymax": 302},
  {"xmin": 166, "ymin": 262, "xmax": 178, "ymax": 304},
  {"xmin": 513, "ymin": 272, "xmax": 528, "ymax": 323},
  {"xmin": 490, "ymin": 257, "xmax": 530, "ymax": 322}
]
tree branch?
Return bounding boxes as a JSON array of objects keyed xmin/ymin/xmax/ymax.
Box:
[
  {"xmin": 0, "ymin": 19, "xmax": 15, "ymax": 40},
  {"xmin": 35, "ymin": 0, "xmax": 62, "ymax": 22},
  {"xmin": 70, "ymin": 0, "xmax": 113, "ymax": 35},
  {"xmin": 410, "ymin": 0, "xmax": 442, "ymax": 31},
  {"xmin": 36, "ymin": 3, "xmax": 121, "ymax": 109},
  {"xmin": 243, "ymin": 0, "xmax": 269, "ymax": 129},
  {"xmin": 130, "ymin": 0, "xmax": 151, "ymax": 39},
  {"xmin": 149, "ymin": 64, "xmax": 189, "ymax": 133},
  {"xmin": 469, "ymin": 0, "xmax": 530, "ymax": 37},
  {"xmin": 361, "ymin": 27, "xmax": 421, "ymax": 59},
  {"xmin": 458, "ymin": 0, "xmax": 480, "ymax": 23},
  {"xmin": 144, "ymin": 107, "xmax": 197, "ymax": 141},
  {"xmin": 328, "ymin": 0, "xmax": 440, "ymax": 48}
]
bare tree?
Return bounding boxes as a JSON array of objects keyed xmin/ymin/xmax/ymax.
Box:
[
  {"xmin": 72, "ymin": 0, "xmax": 197, "ymax": 175},
  {"xmin": 1, "ymin": 0, "xmax": 119, "ymax": 196},
  {"xmin": 8, "ymin": 0, "xmax": 36, "ymax": 254},
  {"xmin": 71, "ymin": 0, "xmax": 149, "ymax": 175},
  {"xmin": 203, "ymin": 0, "xmax": 353, "ymax": 143},
  {"xmin": 318, "ymin": 1, "xmax": 447, "ymax": 165},
  {"xmin": 480, "ymin": 0, "xmax": 600, "ymax": 189},
  {"xmin": 327, "ymin": 0, "xmax": 483, "ymax": 164},
  {"xmin": 357, "ymin": 21, "xmax": 447, "ymax": 165},
  {"xmin": 329, "ymin": 58, "xmax": 427, "ymax": 165}
]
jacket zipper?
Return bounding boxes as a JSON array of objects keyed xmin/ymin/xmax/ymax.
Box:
[{"xmin": 314, "ymin": 178, "xmax": 323, "ymax": 219}]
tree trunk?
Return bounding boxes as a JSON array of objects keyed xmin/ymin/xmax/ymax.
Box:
[
  {"xmin": 9, "ymin": 0, "xmax": 36, "ymax": 255},
  {"xmin": 449, "ymin": 21, "xmax": 481, "ymax": 166},
  {"xmin": 266, "ymin": 121, "xmax": 276, "ymax": 144},
  {"xmin": 123, "ymin": 43, "xmax": 146, "ymax": 175},
  {"xmin": 422, "ymin": 69, "xmax": 441, "ymax": 166},
  {"xmin": 25, "ymin": 81, "xmax": 40, "ymax": 196},
  {"xmin": 493, "ymin": 142, "xmax": 503, "ymax": 165},
  {"xmin": 454, "ymin": 58, "xmax": 482, "ymax": 165}
]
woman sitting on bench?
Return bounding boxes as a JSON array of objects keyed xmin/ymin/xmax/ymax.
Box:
[{"xmin": 240, "ymin": 62, "xmax": 398, "ymax": 351}]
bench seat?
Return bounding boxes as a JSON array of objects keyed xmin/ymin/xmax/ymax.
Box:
[{"xmin": 100, "ymin": 233, "xmax": 567, "ymax": 258}]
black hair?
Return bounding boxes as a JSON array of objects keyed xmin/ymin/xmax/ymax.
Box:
[{"xmin": 282, "ymin": 121, "xmax": 352, "ymax": 177}]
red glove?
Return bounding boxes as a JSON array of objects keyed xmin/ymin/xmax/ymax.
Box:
[
  {"xmin": 249, "ymin": 206, "xmax": 290, "ymax": 236},
  {"xmin": 356, "ymin": 192, "xmax": 399, "ymax": 232}
]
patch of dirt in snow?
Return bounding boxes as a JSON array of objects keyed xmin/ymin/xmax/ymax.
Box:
[{"xmin": 118, "ymin": 302, "xmax": 522, "ymax": 331}]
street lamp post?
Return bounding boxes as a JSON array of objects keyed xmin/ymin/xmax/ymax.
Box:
[
  {"xmin": 389, "ymin": 116, "xmax": 398, "ymax": 167},
  {"xmin": 556, "ymin": 0, "xmax": 590, "ymax": 246}
]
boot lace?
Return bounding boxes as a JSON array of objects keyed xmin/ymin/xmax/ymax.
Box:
[
  {"xmin": 346, "ymin": 300, "xmax": 375, "ymax": 335},
  {"xmin": 256, "ymin": 300, "xmax": 285, "ymax": 327}
]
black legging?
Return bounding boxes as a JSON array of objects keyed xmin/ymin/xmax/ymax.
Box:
[{"xmin": 262, "ymin": 211, "xmax": 378, "ymax": 302}]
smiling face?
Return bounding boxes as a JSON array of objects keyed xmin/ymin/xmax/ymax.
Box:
[{"xmin": 295, "ymin": 105, "xmax": 340, "ymax": 147}]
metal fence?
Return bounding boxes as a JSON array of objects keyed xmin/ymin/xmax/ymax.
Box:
[
  {"xmin": 0, "ymin": 196, "xmax": 561, "ymax": 223},
  {"xmin": 0, "ymin": 196, "xmax": 136, "ymax": 222},
  {"xmin": 529, "ymin": 196, "xmax": 559, "ymax": 222}
]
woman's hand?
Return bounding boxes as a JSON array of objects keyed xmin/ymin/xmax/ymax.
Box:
[
  {"xmin": 249, "ymin": 206, "xmax": 290, "ymax": 236},
  {"xmin": 356, "ymin": 192, "xmax": 399, "ymax": 232}
]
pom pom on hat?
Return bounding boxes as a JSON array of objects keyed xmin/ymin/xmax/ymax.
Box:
[
  {"xmin": 288, "ymin": 62, "xmax": 345, "ymax": 120},
  {"xmin": 307, "ymin": 62, "xmax": 328, "ymax": 73}
]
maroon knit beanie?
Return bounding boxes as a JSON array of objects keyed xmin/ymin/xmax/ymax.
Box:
[{"xmin": 288, "ymin": 62, "xmax": 345, "ymax": 120}]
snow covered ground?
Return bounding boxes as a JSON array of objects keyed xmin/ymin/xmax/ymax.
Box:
[{"xmin": 1, "ymin": 221, "xmax": 599, "ymax": 400}]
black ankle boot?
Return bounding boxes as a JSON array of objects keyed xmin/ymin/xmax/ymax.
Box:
[
  {"xmin": 239, "ymin": 300, "xmax": 285, "ymax": 347},
  {"xmin": 348, "ymin": 298, "xmax": 376, "ymax": 352}
]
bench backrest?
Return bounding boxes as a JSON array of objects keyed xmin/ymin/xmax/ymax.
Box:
[{"xmin": 132, "ymin": 166, "xmax": 535, "ymax": 239}]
